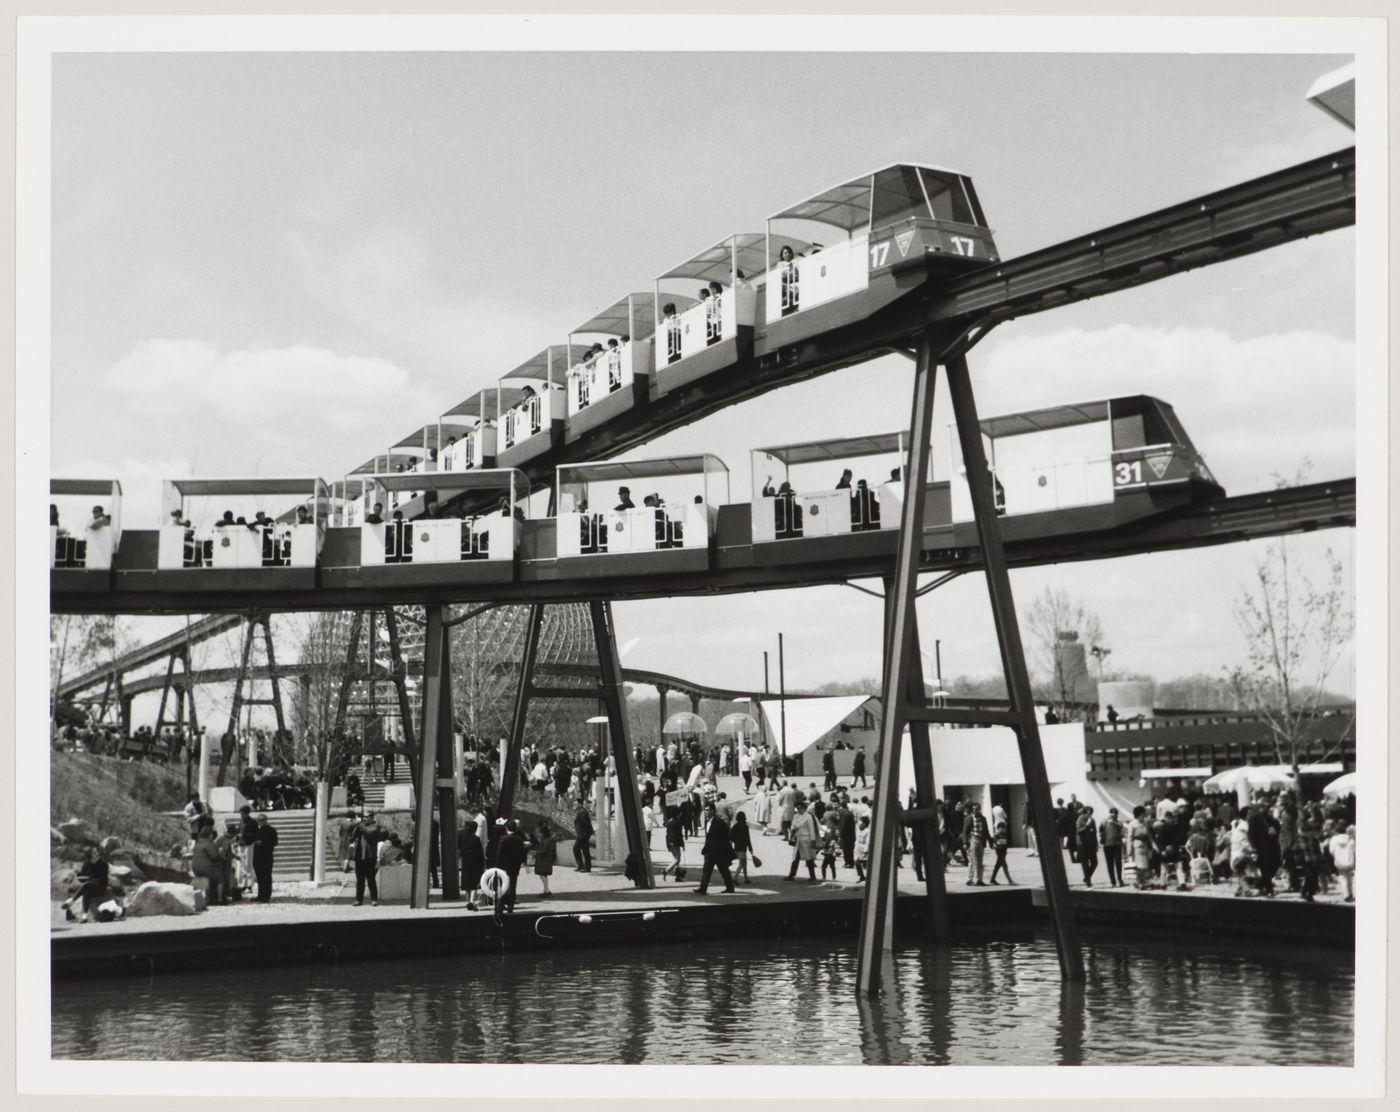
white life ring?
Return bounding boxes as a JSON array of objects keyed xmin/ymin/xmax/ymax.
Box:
[{"xmin": 480, "ymin": 867, "xmax": 511, "ymax": 899}]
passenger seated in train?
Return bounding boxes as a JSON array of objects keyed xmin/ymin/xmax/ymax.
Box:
[
  {"xmin": 836, "ymin": 469, "xmax": 853, "ymax": 490},
  {"xmin": 168, "ymin": 508, "xmax": 191, "ymax": 529},
  {"xmin": 295, "ymin": 506, "xmax": 311, "ymax": 524},
  {"xmin": 521, "ymin": 384, "xmax": 537, "ymax": 400},
  {"xmin": 761, "ymin": 475, "xmax": 777, "ymax": 497},
  {"xmin": 251, "ymin": 510, "xmax": 271, "ymax": 530},
  {"xmin": 850, "ymin": 478, "xmax": 880, "ymax": 531},
  {"xmin": 365, "ymin": 502, "xmax": 385, "ymax": 525},
  {"xmin": 662, "ymin": 303, "xmax": 681, "ymax": 365},
  {"xmin": 50, "ymin": 504, "xmax": 61, "ymax": 529},
  {"xmin": 775, "ymin": 481, "xmax": 803, "ymax": 539},
  {"xmin": 216, "ymin": 510, "xmax": 237, "ymax": 528},
  {"xmin": 615, "ymin": 486, "xmax": 635, "ymax": 511},
  {"xmin": 90, "ymin": 505, "xmax": 111, "ymax": 528}
]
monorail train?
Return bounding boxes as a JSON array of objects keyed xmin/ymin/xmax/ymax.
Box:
[
  {"xmin": 307, "ymin": 164, "xmax": 1001, "ymax": 487},
  {"xmin": 55, "ymin": 396, "xmax": 1221, "ymax": 592}
]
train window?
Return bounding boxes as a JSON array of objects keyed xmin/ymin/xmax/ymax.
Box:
[
  {"xmin": 1112, "ymin": 412, "xmax": 1146, "ymax": 451},
  {"xmin": 920, "ymin": 170, "xmax": 977, "ymax": 225},
  {"xmin": 870, "ymin": 166, "xmax": 930, "ymax": 227}
]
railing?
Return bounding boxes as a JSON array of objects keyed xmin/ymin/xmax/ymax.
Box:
[
  {"xmin": 764, "ymin": 234, "xmax": 870, "ymax": 322},
  {"xmin": 561, "ymin": 504, "xmax": 707, "ymax": 557},
  {"xmin": 163, "ymin": 524, "xmax": 315, "ymax": 569},
  {"xmin": 504, "ymin": 395, "xmax": 545, "ymax": 449}
]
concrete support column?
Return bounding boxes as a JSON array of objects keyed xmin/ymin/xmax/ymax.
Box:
[
  {"xmin": 313, "ymin": 781, "xmax": 328, "ymax": 883},
  {"xmin": 198, "ymin": 727, "xmax": 212, "ymax": 804}
]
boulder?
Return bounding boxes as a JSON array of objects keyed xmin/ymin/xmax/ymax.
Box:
[
  {"xmin": 126, "ymin": 881, "xmax": 199, "ymax": 918},
  {"xmin": 57, "ymin": 819, "xmax": 93, "ymax": 845},
  {"xmin": 50, "ymin": 827, "xmax": 65, "ymax": 847},
  {"xmin": 100, "ymin": 836, "xmax": 122, "ymax": 855}
]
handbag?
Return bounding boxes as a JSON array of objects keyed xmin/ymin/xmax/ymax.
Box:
[{"xmin": 751, "ymin": 854, "xmax": 763, "ymax": 868}]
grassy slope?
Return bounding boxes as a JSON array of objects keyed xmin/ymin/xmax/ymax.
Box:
[{"xmin": 50, "ymin": 751, "xmax": 191, "ymax": 897}]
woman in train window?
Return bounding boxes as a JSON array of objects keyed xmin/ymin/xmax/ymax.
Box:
[
  {"xmin": 705, "ymin": 280, "xmax": 723, "ymax": 345},
  {"xmin": 662, "ymin": 303, "xmax": 681, "ymax": 365},
  {"xmin": 836, "ymin": 468, "xmax": 853, "ymax": 490},
  {"xmin": 778, "ymin": 244, "xmax": 799, "ymax": 316},
  {"xmin": 615, "ymin": 486, "xmax": 635, "ymax": 511},
  {"xmin": 606, "ymin": 338, "xmax": 623, "ymax": 391}
]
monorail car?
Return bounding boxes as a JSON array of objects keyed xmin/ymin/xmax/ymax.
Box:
[
  {"xmin": 496, "ymin": 347, "xmax": 569, "ymax": 469},
  {"xmin": 564, "ymin": 294, "xmax": 657, "ymax": 442},
  {"xmin": 50, "ymin": 478, "xmax": 122, "ymax": 592}
]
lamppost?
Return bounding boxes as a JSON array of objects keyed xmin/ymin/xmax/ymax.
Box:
[{"xmin": 1090, "ymin": 645, "xmax": 1111, "ymax": 683}]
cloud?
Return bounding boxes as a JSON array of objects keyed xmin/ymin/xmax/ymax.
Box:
[
  {"xmin": 975, "ymin": 324, "xmax": 1355, "ymax": 493},
  {"xmin": 98, "ymin": 339, "xmax": 436, "ymax": 474}
]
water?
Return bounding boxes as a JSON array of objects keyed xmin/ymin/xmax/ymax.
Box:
[{"xmin": 51, "ymin": 927, "xmax": 1352, "ymax": 1066}]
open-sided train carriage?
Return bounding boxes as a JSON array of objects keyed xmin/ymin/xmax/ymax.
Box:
[
  {"xmin": 50, "ymin": 478, "xmax": 123, "ymax": 592},
  {"xmin": 564, "ymin": 294, "xmax": 656, "ymax": 443},
  {"xmin": 496, "ymin": 347, "xmax": 569, "ymax": 470},
  {"xmin": 555, "ymin": 454, "xmax": 728, "ymax": 579}
]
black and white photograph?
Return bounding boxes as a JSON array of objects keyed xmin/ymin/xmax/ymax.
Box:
[{"xmin": 17, "ymin": 12, "xmax": 1388, "ymax": 1100}]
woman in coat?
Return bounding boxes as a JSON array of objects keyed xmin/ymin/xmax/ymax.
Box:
[
  {"xmin": 786, "ymin": 798, "xmax": 820, "ymax": 882},
  {"xmin": 532, "ymin": 822, "xmax": 558, "ymax": 897}
]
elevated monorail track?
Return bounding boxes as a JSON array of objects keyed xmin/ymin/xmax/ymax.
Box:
[{"xmin": 50, "ymin": 477, "xmax": 1353, "ymax": 615}]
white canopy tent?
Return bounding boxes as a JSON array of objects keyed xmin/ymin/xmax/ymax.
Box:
[{"xmin": 758, "ymin": 695, "xmax": 875, "ymax": 758}]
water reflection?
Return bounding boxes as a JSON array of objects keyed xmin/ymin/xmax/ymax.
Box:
[{"xmin": 51, "ymin": 928, "xmax": 1352, "ymax": 1066}]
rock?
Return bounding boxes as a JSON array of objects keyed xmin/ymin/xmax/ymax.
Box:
[
  {"xmin": 57, "ymin": 819, "xmax": 93, "ymax": 845},
  {"xmin": 126, "ymin": 881, "xmax": 199, "ymax": 918},
  {"xmin": 50, "ymin": 827, "xmax": 65, "ymax": 847},
  {"xmin": 55, "ymin": 844, "xmax": 88, "ymax": 863},
  {"xmin": 100, "ymin": 836, "xmax": 122, "ymax": 854}
]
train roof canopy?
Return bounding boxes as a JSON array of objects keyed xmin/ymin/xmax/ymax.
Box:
[
  {"xmin": 166, "ymin": 477, "xmax": 326, "ymax": 497},
  {"xmin": 51, "ymin": 478, "xmax": 122, "ymax": 497},
  {"xmin": 756, "ymin": 431, "xmax": 904, "ymax": 467},
  {"xmin": 442, "ymin": 389, "xmax": 504, "ymax": 421},
  {"xmin": 977, "ymin": 400, "xmax": 1111, "ymax": 441},
  {"xmin": 769, "ymin": 163, "xmax": 972, "ymax": 231},
  {"xmin": 368, "ymin": 468, "xmax": 525, "ymax": 494},
  {"xmin": 571, "ymin": 293, "xmax": 666, "ymax": 341},
  {"xmin": 503, "ymin": 345, "xmax": 572, "ymax": 383},
  {"xmin": 349, "ymin": 453, "xmax": 418, "ymax": 476},
  {"xmin": 658, "ymin": 233, "xmax": 811, "ymax": 285},
  {"xmin": 559, "ymin": 453, "xmax": 728, "ymax": 483},
  {"xmin": 393, "ymin": 423, "xmax": 474, "ymax": 451}
]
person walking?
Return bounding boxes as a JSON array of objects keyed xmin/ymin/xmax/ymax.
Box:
[
  {"xmin": 786, "ymin": 798, "xmax": 820, "ymax": 882},
  {"xmin": 1327, "ymin": 824, "xmax": 1355, "ymax": 902},
  {"xmin": 696, "ymin": 806, "xmax": 737, "ymax": 894},
  {"xmin": 237, "ymin": 805, "xmax": 259, "ymax": 895},
  {"xmin": 730, "ymin": 811, "xmax": 754, "ymax": 884},
  {"xmin": 1076, "ymin": 805, "xmax": 1099, "ymax": 886},
  {"xmin": 778, "ymin": 781, "xmax": 797, "ymax": 839},
  {"xmin": 662, "ymin": 805, "xmax": 687, "ymax": 882},
  {"xmin": 459, "ymin": 818, "xmax": 486, "ymax": 911},
  {"xmin": 1099, "ymin": 807, "xmax": 1126, "ymax": 887},
  {"xmin": 349, "ymin": 810, "xmax": 384, "ymax": 906},
  {"xmin": 854, "ymin": 815, "xmax": 871, "ymax": 882},
  {"xmin": 988, "ymin": 817, "xmax": 1014, "ymax": 885},
  {"xmin": 1022, "ymin": 797, "xmax": 1039, "ymax": 857},
  {"xmin": 851, "ymin": 748, "xmax": 867, "ymax": 789},
  {"xmin": 532, "ymin": 821, "xmax": 558, "ymax": 897},
  {"xmin": 496, "ymin": 820, "xmax": 528, "ymax": 913},
  {"xmin": 573, "ymin": 801, "xmax": 595, "ymax": 872},
  {"xmin": 1128, "ymin": 805, "xmax": 1155, "ymax": 889},
  {"xmin": 251, "ymin": 813, "xmax": 279, "ymax": 903},
  {"xmin": 838, "ymin": 799, "xmax": 857, "ymax": 870},
  {"xmin": 822, "ymin": 747, "xmax": 837, "ymax": 792},
  {"xmin": 962, "ymin": 801, "xmax": 989, "ymax": 886},
  {"xmin": 738, "ymin": 746, "xmax": 753, "ymax": 793}
]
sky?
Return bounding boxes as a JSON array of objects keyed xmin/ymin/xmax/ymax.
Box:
[{"xmin": 47, "ymin": 45, "xmax": 1360, "ymax": 702}]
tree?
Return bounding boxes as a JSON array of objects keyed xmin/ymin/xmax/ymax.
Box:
[
  {"xmin": 1230, "ymin": 536, "xmax": 1354, "ymax": 776},
  {"xmin": 287, "ymin": 611, "xmax": 367, "ymax": 784},
  {"xmin": 1022, "ymin": 587, "xmax": 1105, "ymax": 719},
  {"xmin": 50, "ymin": 614, "xmax": 130, "ymax": 729}
]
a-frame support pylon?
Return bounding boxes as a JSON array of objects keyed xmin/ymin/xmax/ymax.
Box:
[{"xmin": 856, "ymin": 333, "xmax": 1084, "ymax": 993}]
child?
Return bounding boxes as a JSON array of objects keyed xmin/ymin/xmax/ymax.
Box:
[
  {"xmin": 988, "ymin": 819, "xmax": 1014, "ymax": 885},
  {"xmin": 820, "ymin": 828, "xmax": 838, "ymax": 880},
  {"xmin": 1189, "ymin": 848, "xmax": 1214, "ymax": 886},
  {"xmin": 854, "ymin": 815, "xmax": 871, "ymax": 882}
]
